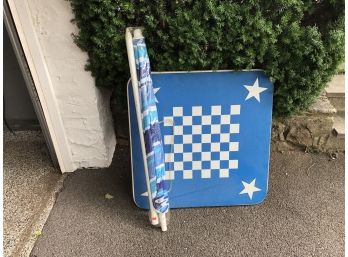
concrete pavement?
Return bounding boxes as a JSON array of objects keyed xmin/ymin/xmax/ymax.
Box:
[
  {"xmin": 30, "ymin": 146, "xmax": 344, "ymax": 257},
  {"xmin": 4, "ymin": 131, "xmax": 67, "ymax": 257}
]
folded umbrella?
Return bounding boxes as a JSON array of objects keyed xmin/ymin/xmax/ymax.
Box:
[{"xmin": 126, "ymin": 28, "xmax": 169, "ymax": 231}]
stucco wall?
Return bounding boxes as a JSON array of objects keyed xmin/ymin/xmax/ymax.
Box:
[{"xmin": 27, "ymin": 0, "xmax": 116, "ymax": 169}]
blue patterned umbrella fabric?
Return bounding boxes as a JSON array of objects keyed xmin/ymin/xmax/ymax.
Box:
[{"xmin": 133, "ymin": 37, "xmax": 169, "ymax": 214}]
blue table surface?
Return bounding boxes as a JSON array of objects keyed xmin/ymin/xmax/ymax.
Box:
[{"xmin": 128, "ymin": 71, "xmax": 273, "ymax": 209}]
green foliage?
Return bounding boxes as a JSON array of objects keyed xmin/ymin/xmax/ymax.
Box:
[{"xmin": 68, "ymin": 0, "xmax": 344, "ymax": 117}]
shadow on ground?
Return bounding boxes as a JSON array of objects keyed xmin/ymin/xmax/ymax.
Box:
[{"xmin": 30, "ymin": 146, "xmax": 344, "ymax": 257}]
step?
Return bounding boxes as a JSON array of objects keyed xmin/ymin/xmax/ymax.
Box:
[
  {"xmin": 325, "ymin": 74, "xmax": 345, "ymax": 112},
  {"xmin": 326, "ymin": 74, "xmax": 345, "ymax": 97},
  {"xmin": 333, "ymin": 114, "xmax": 345, "ymax": 139}
]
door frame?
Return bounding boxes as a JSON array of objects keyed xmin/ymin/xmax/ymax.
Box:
[{"xmin": 4, "ymin": 0, "xmax": 75, "ymax": 172}]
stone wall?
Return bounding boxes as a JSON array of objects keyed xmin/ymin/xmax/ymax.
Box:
[{"xmin": 272, "ymin": 95, "xmax": 344, "ymax": 152}]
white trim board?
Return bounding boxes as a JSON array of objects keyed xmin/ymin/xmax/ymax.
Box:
[{"xmin": 7, "ymin": 0, "xmax": 75, "ymax": 172}]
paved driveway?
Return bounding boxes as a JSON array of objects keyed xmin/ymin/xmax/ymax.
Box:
[{"xmin": 30, "ymin": 146, "xmax": 344, "ymax": 257}]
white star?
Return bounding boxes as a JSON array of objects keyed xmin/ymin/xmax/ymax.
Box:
[
  {"xmin": 153, "ymin": 87, "xmax": 160, "ymax": 103},
  {"xmin": 141, "ymin": 191, "xmax": 148, "ymax": 197},
  {"xmin": 244, "ymin": 78, "xmax": 267, "ymax": 102},
  {"xmin": 239, "ymin": 179, "xmax": 261, "ymax": 200}
]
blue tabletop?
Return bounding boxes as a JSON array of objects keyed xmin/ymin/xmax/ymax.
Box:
[{"xmin": 128, "ymin": 70, "xmax": 273, "ymax": 208}]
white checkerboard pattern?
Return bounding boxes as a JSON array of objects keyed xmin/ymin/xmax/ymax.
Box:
[{"xmin": 163, "ymin": 105, "xmax": 240, "ymax": 180}]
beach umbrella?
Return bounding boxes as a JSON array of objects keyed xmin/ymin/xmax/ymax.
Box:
[{"xmin": 126, "ymin": 28, "xmax": 169, "ymax": 231}]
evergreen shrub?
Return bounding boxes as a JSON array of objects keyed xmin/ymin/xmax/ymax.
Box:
[{"xmin": 68, "ymin": 0, "xmax": 344, "ymax": 117}]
